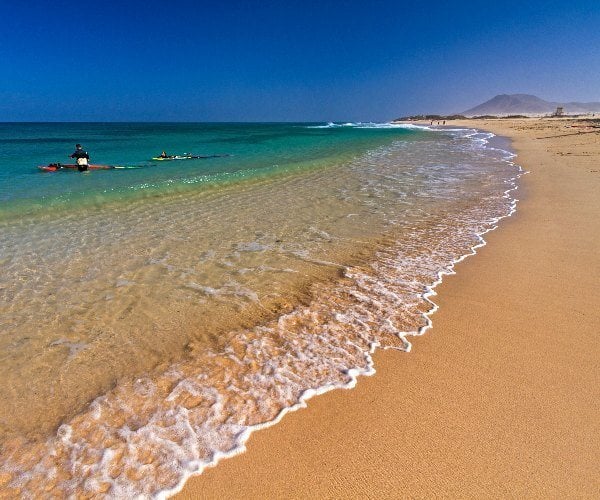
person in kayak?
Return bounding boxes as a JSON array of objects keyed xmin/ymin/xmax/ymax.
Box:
[
  {"xmin": 160, "ymin": 151, "xmax": 169, "ymax": 158},
  {"xmin": 70, "ymin": 144, "xmax": 90, "ymax": 172}
]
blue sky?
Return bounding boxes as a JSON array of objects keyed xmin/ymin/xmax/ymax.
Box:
[{"xmin": 1, "ymin": 0, "xmax": 598, "ymax": 121}]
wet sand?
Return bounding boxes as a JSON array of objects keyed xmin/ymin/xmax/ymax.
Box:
[{"xmin": 176, "ymin": 118, "xmax": 599, "ymax": 498}]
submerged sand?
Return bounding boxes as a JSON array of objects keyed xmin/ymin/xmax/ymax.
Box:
[{"xmin": 176, "ymin": 118, "xmax": 600, "ymax": 498}]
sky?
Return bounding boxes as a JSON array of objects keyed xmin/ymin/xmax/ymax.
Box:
[{"xmin": 0, "ymin": 0, "xmax": 599, "ymax": 121}]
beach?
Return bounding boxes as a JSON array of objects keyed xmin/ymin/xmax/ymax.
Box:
[
  {"xmin": 0, "ymin": 119, "xmax": 597, "ymax": 497},
  {"xmin": 3, "ymin": 1, "xmax": 599, "ymax": 497},
  {"xmin": 176, "ymin": 118, "xmax": 600, "ymax": 498}
]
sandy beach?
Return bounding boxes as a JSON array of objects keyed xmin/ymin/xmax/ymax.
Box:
[{"xmin": 177, "ymin": 118, "xmax": 600, "ymax": 498}]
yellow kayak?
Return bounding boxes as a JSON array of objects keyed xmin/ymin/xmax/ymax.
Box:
[
  {"xmin": 151, "ymin": 155, "xmax": 201, "ymax": 161},
  {"xmin": 151, "ymin": 154, "xmax": 229, "ymax": 161}
]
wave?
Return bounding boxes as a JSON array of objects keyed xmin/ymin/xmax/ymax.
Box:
[{"xmin": 306, "ymin": 121, "xmax": 434, "ymax": 130}]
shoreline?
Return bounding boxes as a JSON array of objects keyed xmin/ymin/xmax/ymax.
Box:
[
  {"xmin": 160, "ymin": 129, "xmax": 524, "ymax": 498},
  {"xmin": 1, "ymin": 124, "xmax": 520, "ymax": 497},
  {"xmin": 176, "ymin": 118, "xmax": 599, "ymax": 498}
]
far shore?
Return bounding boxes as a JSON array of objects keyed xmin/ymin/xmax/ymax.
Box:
[
  {"xmin": 176, "ymin": 117, "xmax": 600, "ymax": 499},
  {"xmin": 392, "ymin": 113, "xmax": 600, "ymax": 122}
]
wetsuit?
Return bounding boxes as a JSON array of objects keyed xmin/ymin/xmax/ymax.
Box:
[{"xmin": 70, "ymin": 148, "xmax": 90, "ymax": 172}]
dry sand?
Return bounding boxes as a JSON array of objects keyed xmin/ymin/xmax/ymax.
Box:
[{"xmin": 176, "ymin": 118, "xmax": 599, "ymax": 498}]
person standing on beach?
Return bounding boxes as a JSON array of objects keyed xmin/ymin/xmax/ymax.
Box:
[{"xmin": 70, "ymin": 144, "xmax": 90, "ymax": 172}]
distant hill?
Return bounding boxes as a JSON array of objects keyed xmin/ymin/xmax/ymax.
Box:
[{"xmin": 462, "ymin": 94, "xmax": 600, "ymax": 116}]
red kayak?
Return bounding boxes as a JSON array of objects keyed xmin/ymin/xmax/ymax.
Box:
[{"xmin": 38, "ymin": 163, "xmax": 114, "ymax": 172}]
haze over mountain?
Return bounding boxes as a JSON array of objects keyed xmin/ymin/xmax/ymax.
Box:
[{"xmin": 463, "ymin": 94, "xmax": 600, "ymax": 116}]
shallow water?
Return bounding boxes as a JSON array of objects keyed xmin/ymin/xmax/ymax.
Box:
[{"xmin": 0, "ymin": 122, "xmax": 520, "ymax": 497}]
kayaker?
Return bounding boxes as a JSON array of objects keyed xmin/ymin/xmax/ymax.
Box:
[
  {"xmin": 70, "ymin": 144, "xmax": 90, "ymax": 172},
  {"xmin": 160, "ymin": 151, "xmax": 169, "ymax": 158}
]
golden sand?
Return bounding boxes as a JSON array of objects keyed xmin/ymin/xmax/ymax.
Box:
[{"xmin": 176, "ymin": 118, "xmax": 600, "ymax": 498}]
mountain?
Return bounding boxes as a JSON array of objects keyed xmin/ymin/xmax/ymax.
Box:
[{"xmin": 462, "ymin": 94, "xmax": 600, "ymax": 116}]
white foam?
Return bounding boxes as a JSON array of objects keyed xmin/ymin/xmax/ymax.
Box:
[
  {"xmin": 164, "ymin": 160, "xmax": 524, "ymax": 497},
  {"xmin": 306, "ymin": 121, "xmax": 434, "ymax": 130}
]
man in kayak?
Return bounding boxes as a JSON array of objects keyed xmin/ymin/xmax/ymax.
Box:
[
  {"xmin": 70, "ymin": 144, "xmax": 90, "ymax": 172},
  {"xmin": 159, "ymin": 151, "xmax": 170, "ymax": 158}
]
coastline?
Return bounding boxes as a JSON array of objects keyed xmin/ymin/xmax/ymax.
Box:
[{"xmin": 176, "ymin": 118, "xmax": 600, "ymax": 498}]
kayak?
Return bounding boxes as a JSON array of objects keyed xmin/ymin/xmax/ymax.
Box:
[
  {"xmin": 151, "ymin": 154, "xmax": 229, "ymax": 161},
  {"xmin": 38, "ymin": 164, "xmax": 114, "ymax": 172},
  {"xmin": 151, "ymin": 155, "xmax": 203, "ymax": 161}
]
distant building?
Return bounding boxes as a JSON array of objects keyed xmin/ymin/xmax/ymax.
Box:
[{"xmin": 555, "ymin": 106, "xmax": 564, "ymax": 116}]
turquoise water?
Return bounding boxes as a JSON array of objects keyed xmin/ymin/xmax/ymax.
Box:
[{"xmin": 0, "ymin": 122, "xmax": 422, "ymax": 216}]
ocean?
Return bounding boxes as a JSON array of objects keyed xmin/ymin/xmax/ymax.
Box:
[{"xmin": 0, "ymin": 122, "xmax": 521, "ymax": 497}]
